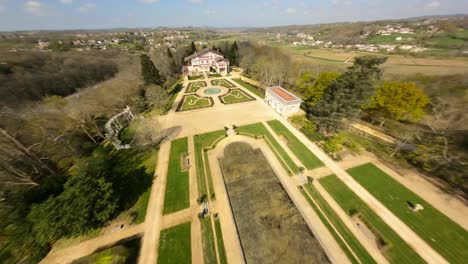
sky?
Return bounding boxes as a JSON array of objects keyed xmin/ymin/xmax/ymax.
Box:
[{"xmin": 0, "ymin": 0, "xmax": 467, "ymax": 31}]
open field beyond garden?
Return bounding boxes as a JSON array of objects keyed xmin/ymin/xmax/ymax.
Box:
[
  {"xmin": 347, "ymin": 163, "xmax": 468, "ymax": 263},
  {"xmin": 219, "ymin": 142, "xmax": 330, "ymax": 263},
  {"xmin": 320, "ymin": 174, "xmax": 425, "ymax": 264},
  {"xmin": 157, "ymin": 222, "xmax": 191, "ymax": 264},
  {"xmin": 163, "ymin": 137, "xmax": 190, "ymax": 215}
]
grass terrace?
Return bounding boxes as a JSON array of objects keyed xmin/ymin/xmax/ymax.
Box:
[
  {"xmin": 186, "ymin": 81, "xmax": 207, "ymax": 93},
  {"xmin": 235, "ymin": 122, "xmax": 300, "ymax": 175},
  {"xmin": 300, "ymin": 183, "xmax": 376, "ymax": 264},
  {"xmin": 348, "ymin": 163, "xmax": 468, "ymax": 263},
  {"xmin": 320, "ymin": 175, "xmax": 425, "ymax": 264},
  {"xmin": 232, "ymin": 78, "xmax": 265, "ymax": 98},
  {"xmin": 157, "ymin": 222, "xmax": 191, "ymax": 264},
  {"xmin": 210, "ymin": 79, "xmax": 235, "ymax": 88},
  {"xmin": 267, "ymin": 120, "xmax": 323, "ymax": 170},
  {"xmin": 188, "ymin": 75, "xmax": 204, "ymax": 81},
  {"xmin": 194, "ymin": 130, "xmax": 227, "ymax": 199},
  {"xmin": 214, "ymin": 218, "xmax": 228, "ymax": 264},
  {"xmin": 178, "ymin": 94, "xmax": 213, "ymax": 111},
  {"xmin": 209, "ymin": 73, "xmax": 222, "ymax": 78},
  {"xmin": 163, "ymin": 137, "xmax": 190, "ymax": 215},
  {"xmin": 219, "ymin": 89, "xmax": 255, "ymax": 104}
]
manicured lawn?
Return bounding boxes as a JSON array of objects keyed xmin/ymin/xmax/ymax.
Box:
[
  {"xmin": 232, "ymin": 78, "xmax": 265, "ymax": 98},
  {"xmin": 267, "ymin": 120, "xmax": 323, "ymax": 170},
  {"xmin": 211, "ymin": 79, "xmax": 235, "ymax": 88},
  {"xmin": 157, "ymin": 222, "xmax": 191, "ymax": 264},
  {"xmin": 188, "ymin": 75, "xmax": 203, "ymax": 80},
  {"xmin": 132, "ymin": 188, "xmax": 151, "ymax": 224},
  {"xmin": 220, "ymin": 89, "xmax": 254, "ymax": 104},
  {"xmin": 214, "ymin": 218, "xmax": 228, "ymax": 264},
  {"xmin": 194, "ymin": 130, "xmax": 226, "ymax": 198},
  {"xmin": 200, "ymin": 218, "xmax": 217, "ymax": 264},
  {"xmin": 179, "ymin": 95, "xmax": 213, "ymax": 111},
  {"xmin": 348, "ymin": 163, "xmax": 468, "ymax": 263},
  {"xmin": 301, "ymin": 184, "xmax": 376, "ymax": 264},
  {"xmin": 209, "ymin": 73, "xmax": 222, "ymax": 78},
  {"xmin": 73, "ymin": 236, "xmax": 141, "ymax": 264},
  {"xmin": 320, "ymin": 175, "xmax": 425, "ymax": 264},
  {"xmin": 163, "ymin": 137, "xmax": 190, "ymax": 215},
  {"xmin": 236, "ymin": 122, "xmax": 300, "ymax": 175},
  {"xmin": 162, "ymin": 82, "xmax": 183, "ymax": 114},
  {"xmin": 186, "ymin": 81, "xmax": 207, "ymax": 93}
]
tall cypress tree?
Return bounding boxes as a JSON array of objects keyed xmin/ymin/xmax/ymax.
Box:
[
  {"xmin": 229, "ymin": 41, "xmax": 239, "ymax": 66},
  {"xmin": 190, "ymin": 41, "xmax": 197, "ymax": 54},
  {"xmin": 140, "ymin": 54, "xmax": 164, "ymax": 86},
  {"xmin": 309, "ymin": 56, "xmax": 387, "ymax": 130},
  {"xmin": 166, "ymin": 47, "xmax": 177, "ymax": 74}
]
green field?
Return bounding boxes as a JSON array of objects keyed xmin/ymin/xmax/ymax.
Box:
[
  {"xmin": 220, "ymin": 89, "xmax": 254, "ymax": 104},
  {"xmin": 301, "ymin": 184, "xmax": 376, "ymax": 264},
  {"xmin": 232, "ymin": 78, "xmax": 265, "ymax": 98},
  {"xmin": 267, "ymin": 120, "xmax": 323, "ymax": 170},
  {"xmin": 348, "ymin": 163, "xmax": 468, "ymax": 263},
  {"xmin": 320, "ymin": 175, "xmax": 425, "ymax": 264},
  {"xmin": 163, "ymin": 137, "xmax": 190, "ymax": 215},
  {"xmin": 157, "ymin": 222, "xmax": 191, "ymax": 264},
  {"xmin": 236, "ymin": 122, "xmax": 300, "ymax": 174},
  {"xmin": 186, "ymin": 81, "xmax": 207, "ymax": 93},
  {"xmin": 73, "ymin": 237, "xmax": 141, "ymax": 264},
  {"xmin": 214, "ymin": 218, "xmax": 228, "ymax": 264},
  {"xmin": 194, "ymin": 130, "xmax": 227, "ymax": 198},
  {"xmin": 211, "ymin": 79, "xmax": 235, "ymax": 88},
  {"xmin": 179, "ymin": 95, "xmax": 213, "ymax": 111},
  {"xmin": 368, "ymin": 34, "xmax": 415, "ymax": 44}
]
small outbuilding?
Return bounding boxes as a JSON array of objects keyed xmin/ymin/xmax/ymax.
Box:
[{"xmin": 265, "ymin": 86, "xmax": 302, "ymax": 117}]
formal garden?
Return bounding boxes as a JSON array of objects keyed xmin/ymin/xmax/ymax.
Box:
[
  {"xmin": 186, "ymin": 81, "xmax": 207, "ymax": 93},
  {"xmin": 177, "ymin": 94, "xmax": 214, "ymax": 111},
  {"xmin": 219, "ymin": 89, "xmax": 255, "ymax": 104},
  {"xmin": 210, "ymin": 79, "xmax": 235, "ymax": 88}
]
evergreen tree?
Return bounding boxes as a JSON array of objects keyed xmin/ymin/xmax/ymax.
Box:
[
  {"xmin": 190, "ymin": 41, "xmax": 197, "ymax": 54},
  {"xmin": 140, "ymin": 54, "xmax": 164, "ymax": 86},
  {"xmin": 309, "ymin": 56, "xmax": 387, "ymax": 130},
  {"xmin": 229, "ymin": 41, "xmax": 239, "ymax": 66},
  {"xmin": 166, "ymin": 47, "xmax": 177, "ymax": 74}
]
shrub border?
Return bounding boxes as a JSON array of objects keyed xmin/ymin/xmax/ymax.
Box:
[
  {"xmin": 218, "ymin": 88, "xmax": 256, "ymax": 105},
  {"xmin": 210, "ymin": 79, "xmax": 236, "ymax": 88},
  {"xmin": 176, "ymin": 94, "xmax": 214, "ymax": 112},
  {"xmin": 186, "ymin": 81, "xmax": 207, "ymax": 93}
]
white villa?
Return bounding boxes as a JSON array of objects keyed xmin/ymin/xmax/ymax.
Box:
[
  {"xmin": 265, "ymin": 86, "xmax": 302, "ymax": 117},
  {"xmin": 182, "ymin": 48, "xmax": 229, "ymax": 77}
]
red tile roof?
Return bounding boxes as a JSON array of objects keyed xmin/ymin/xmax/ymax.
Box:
[{"xmin": 270, "ymin": 87, "xmax": 297, "ymax": 102}]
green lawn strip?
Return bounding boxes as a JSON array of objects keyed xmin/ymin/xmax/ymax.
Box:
[
  {"xmin": 194, "ymin": 130, "xmax": 227, "ymax": 197},
  {"xmin": 347, "ymin": 163, "xmax": 468, "ymax": 263},
  {"xmin": 301, "ymin": 184, "xmax": 376, "ymax": 264},
  {"xmin": 201, "ymin": 217, "xmax": 217, "ymax": 264},
  {"xmin": 203, "ymin": 151, "xmax": 216, "ymax": 200},
  {"xmin": 320, "ymin": 175, "xmax": 425, "ymax": 264},
  {"xmin": 232, "ymin": 78, "xmax": 265, "ymax": 98},
  {"xmin": 267, "ymin": 120, "xmax": 323, "ymax": 170},
  {"xmin": 74, "ymin": 236, "xmax": 141, "ymax": 264},
  {"xmin": 163, "ymin": 137, "xmax": 190, "ymax": 215},
  {"xmin": 211, "ymin": 79, "xmax": 235, "ymax": 88},
  {"xmin": 163, "ymin": 82, "xmax": 183, "ymax": 114},
  {"xmin": 157, "ymin": 222, "xmax": 191, "ymax": 264},
  {"xmin": 133, "ymin": 188, "xmax": 151, "ymax": 224},
  {"xmin": 186, "ymin": 81, "xmax": 207, "ymax": 93},
  {"xmin": 236, "ymin": 122, "xmax": 300, "ymax": 175},
  {"xmin": 188, "ymin": 75, "xmax": 203, "ymax": 80},
  {"xmin": 181, "ymin": 95, "xmax": 212, "ymax": 110},
  {"xmin": 214, "ymin": 218, "xmax": 228, "ymax": 264}
]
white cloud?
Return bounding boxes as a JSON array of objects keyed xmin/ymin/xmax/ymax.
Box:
[
  {"xmin": 285, "ymin": 8, "xmax": 296, "ymax": 14},
  {"xmin": 426, "ymin": 0, "xmax": 440, "ymax": 9},
  {"xmin": 331, "ymin": 0, "xmax": 352, "ymax": 6},
  {"xmin": 188, "ymin": 0, "xmax": 203, "ymax": 4},
  {"xmin": 141, "ymin": 0, "xmax": 160, "ymax": 3},
  {"xmin": 204, "ymin": 9, "xmax": 216, "ymax": 15},
  {"xmin": 24, "ymin": 1, "xmax": 43, "ymax": 15},
  {"xmin": 60, "ymin": 0, "xmax": 73, "ymax": 4},
  {"xmin": 78, "ymin": 3, "xmax": 96, "ymax": 12}
]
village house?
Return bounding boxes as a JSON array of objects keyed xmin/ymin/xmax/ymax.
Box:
[
  {"xmin": 265, "ymin": 86, "xmax": 302, "ymax": 117},
  {"xmin": 182, "ymin": 48, "xmax": 229, "ymax": 77}
]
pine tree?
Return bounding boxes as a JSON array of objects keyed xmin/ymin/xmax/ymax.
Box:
[
  {"xmin": 140, "ymin": 54, "xmax": 164, "ymax": 86},
  {"xmin": 309, "ymin": 56, "xmax": 387, "ymax": 130},
  {"xmin": 229, "ymin": 41, "xmax": 239, "ymax": 66},
  {"xmin": 190, "ymin": 41, "xmax": 197, "ymax": 54}
]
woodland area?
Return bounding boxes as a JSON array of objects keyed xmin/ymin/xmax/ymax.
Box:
[{"xmin": 0, "ymin": 44, "xmax": 187, "ymax": 262}]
